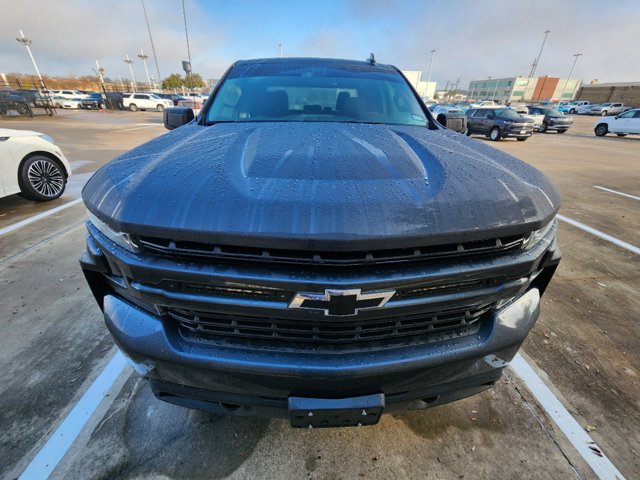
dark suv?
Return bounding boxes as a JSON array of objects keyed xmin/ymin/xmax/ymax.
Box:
[
  {"xmin": 80, "ymin": 57, "xmax": 560, "ymax": 428},
  {"xmin": 526, "ymin": 106, "xmax": 573, "ymax": 133},
  {"xmin": 466, "ymin": 107, "xmax": 534, "ymax": 141}
]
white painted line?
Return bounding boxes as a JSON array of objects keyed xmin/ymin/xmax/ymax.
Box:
[
  {"xmin": 557, "ymin": 214, "xmax": 640, "ymax": 256},
  {"xmin": 0, "ymin": 198, "xmax": 83, "ymax": 237},
  {"xmin": 511, "ymin": 354, "xmax": 625, "ymax": 480},
  {"xmin": 19, "ymin": 351, "xmax": 128, "ymax": 480},
  {"xmin": 594, "ymin": 186, "xmax": 640, "ymax": 202},
  {"xmin": 109, "ymin": 124, "xmax": 160, "ymax": 133}
]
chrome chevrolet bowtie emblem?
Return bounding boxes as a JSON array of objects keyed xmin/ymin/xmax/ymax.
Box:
[{"xmin": 289, "ymin": 289, "xmax": 395, "ymax": 317}]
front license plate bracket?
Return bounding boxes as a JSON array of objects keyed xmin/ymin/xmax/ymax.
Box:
[{"xmin": 288, "ymin": 393, "xmax": 385, "ymax": 428}]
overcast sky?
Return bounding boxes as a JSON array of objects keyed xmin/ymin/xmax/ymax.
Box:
[{"xmin": 1, "ymin": 0, "xmax": 638, "ymax": 88}]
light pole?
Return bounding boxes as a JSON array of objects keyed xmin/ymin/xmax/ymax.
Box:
[
  {"xmin": 15, "ymin": 30, "xmax": 43, "ymax": 82},
  {"xmin": 491, "ymin": 79, "xmax": 500, "ymax": 101},
  {"xmin": 92, "ymin": 60, "xmax": 105, "ymax": 84},
  {"xmin": 426, "ymin": 49, "xmax": 436, "ymax": 85},
  {"xmin": 141, "ymin": 0, "xmax": 161, "ymax": 83},
  {"xmin": 279, "ymin": 43, "xmax": 283, "ymax": 58},
  {"xmin": 182, "ymin": 0, "xmax": 192, "ymax": 88},
  {"xmin": 557, "ymin": 53, "xmax": 582, "ymax": 105},
  {"xmin": 124, "ymin": 55, "xmax": 137, "ymax": 92},
  {"xmin": 529, "ymin": 30, "xmax": 550, "ymax": 78},
  {"xmin": 138, "ymin": 49, "xmax": 152, "ymax": 90}
]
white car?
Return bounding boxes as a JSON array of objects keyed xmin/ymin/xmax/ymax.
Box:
[
  {"xmin": 510, "ymin": 105, "xmax": 544, "ymax": 130},
  {"xmin": 471, "ymin": 100, "xmax": 497, "ymax": 107},
  {"xmin": 62, "ymin": 97, "xmax": 83, "ymax": 109},
  {"xmin": 590, "ymin": 102, "xmax": 626, "ymax": 116},
  {"xmin": 594, "ymin": 109, "xmax": 640, "ymax": 137},
  {"xmin": 52, "ymin": 89, "xmax": 88, "ymax": 100},
  {"xmin": 0, "ymin": 129, "xmax": 71, "ymax": 201},
  {"xmin": 123, "ymin": 93, "xmax": 174, "ymax": 112}
]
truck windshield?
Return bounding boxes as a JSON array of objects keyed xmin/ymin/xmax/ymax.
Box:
[{"xmin": 206, "ymin": 62, "xmax": 427, "ymax": 126}]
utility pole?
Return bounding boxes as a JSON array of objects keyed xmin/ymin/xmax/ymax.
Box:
[
  {"xmin": 124, "ymin": 55, "xmax": 137, "ymax": 92},
  {"xmin": 182, "ymin": 0, "xmax": 192, "ymax": 89},
  {"xmin": 138, "ymin": 49, "xmax": 152, "ymax": 91},
  {"xmin": 529, "ymin": 30, "xmax": 550, "ymax": 78},
  {"xmin": 557, "ymin": 53, "xmax": 582, "ymax": 105},
  {"xmin": 492, "ymin": 79, "xmax": 500, "ymax": 101},
  {"xmin": 16, "ymin": 30, "xmax": 43, "ymax": 83},
  {"xmin": 141, "ymin": 0, "xmax": 161, "ymax": 83},
  {"xmin": 426, "ymin": 49, "xmax": 436, "ymax": 85},
  {"xmin": 279, "ymin": 43, "xmax": 283, "ymax": 58}
]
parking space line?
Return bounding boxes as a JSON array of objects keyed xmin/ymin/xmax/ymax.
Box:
[
  {"xmin": 557, "ymin": 214, "xmax": 640, "ymax": 255},
  {"xmin": 18, "ymin": 351, "xmax": 128, "ymax": 480},
  {"xmin": 511, "ymin": 354, "xmax": 625, "ymax": 480},
  {"xmin": 109, "ymin": 125, "xmax": 161, "ymax": 133},
  {"xmin": 0, "ymin": 198, "xmax": 83, "ymax": 237},
  {"xmin": 594, "ymin": 186, "xmax": 640, "ymax": 202}
]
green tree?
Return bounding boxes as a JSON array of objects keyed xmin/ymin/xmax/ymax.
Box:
[
  {"xmin": 185, "ymin": 73, "xmax": 206, "ymax": 88},
  {"xmin": 161, "ymin": 73, "xmax": 185, "ymax": 89}
]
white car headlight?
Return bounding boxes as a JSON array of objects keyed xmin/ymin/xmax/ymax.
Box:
[
  {"xmin": 523, "ymin": 217, "xmax": 556, "ymax": 250},
  {"xmin": 87, "ymin": 211, "xmax": 139, "ymax": 253},
  {"xmin": 39, "ymin": 134, "xmax": 55, "ymax": 144}
]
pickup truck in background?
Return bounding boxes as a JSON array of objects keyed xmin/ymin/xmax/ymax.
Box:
[{"xmin": 589, "ymin": 102, "xmax": 627, "ymax": 116}]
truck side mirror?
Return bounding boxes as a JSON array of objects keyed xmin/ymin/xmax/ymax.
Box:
[{"xmin": 164, "ymin": 107, "xmax": 195, "ymax": 130}]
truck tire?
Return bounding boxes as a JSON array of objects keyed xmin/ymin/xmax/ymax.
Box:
[
  {"xmin": 129, "ymin": 103, "xmax": 138, "ymax": 112},
  {"xmin": 601, "ymin": 110, "xmax": 608, "ymax": 116},
  {"xmin": 539, "ymin": 122, "xmax": 548, "ymax": 133},
  {"xmin": 489, "ymin": 127, "xmax": 501, "ymax": 141},
  {"xmin": 157, "ymin": 104, "xmax": 165, "ymax": 112}
]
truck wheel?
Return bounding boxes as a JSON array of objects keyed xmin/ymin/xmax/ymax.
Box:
[
  {"xmin": 539, "ymin": 122, "xmax": 548, "ymax": 133},
  {"xmin": 601, "ymin": 110, "xmax": 607, "ymax": 116},
  {"xmin": 594, "ymin": 124, "xmax": 608, "ymax": 136},
  {"xmin": 99, "ymin": 103, "xmax": 106, "ymax": 109},
  {"xmin": 19, "ymin": 155, "xmax": 66, "ymax": 201},
  {"xmin": 489, "ymin": 127, "xmax": 501, "ymax": 141},
  {"xmin": 157, "ymin": 104, "xmax": 165, "ymax": 112},
  {"xmin": 569, "ymin": 108, "xmax": 576, "ymax": 114},
  {"xmin": 129, "ymin": 104, "xmax": 138, "ymax": 112}
]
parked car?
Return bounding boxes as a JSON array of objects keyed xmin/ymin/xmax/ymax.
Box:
[
  {"xmin": 594, "ymin": 109, "xmax": 640, "ymax": 137},
  {"xmin": 590, "ymin": 102, "xmax": 626, "ymax": 116},
  {"xmin": 0, "ymin": 91, "xmax": 32, "ymax": 115},
  {"xmin": 510, "ymin": 105, "xmax": 544, "ymax": 130},
  {"xmin": 177, "ymin": 98, "xmax": 203, "ymax": 117},
  {"xmin": 0, "ymin": 128, "xmax": 71, "ymax": 201},
  {"xmin": 52, "ymin": 89, "xmax": 88, "ymax": 100},
  {"xmin": 81, "ymin": 57, "xmax": 561, "ymax": 427},
  {"xmin": 50, "ymin": 95, "xmax": 66, "ymax": 109},
  {"xmin": 577, "ymin": 103, "xmax": 597, "ymax": 115},
  {"xmin": 465, "ymin": 107, "xmax": 534, "ymax": 140},
  {"xmin": 81, "ymin": 93, "xmax": 107, "ymax": 110},
  {"xmin": 156, "ymin": 93, "xmax": 187, "ymax": 106},
  {"xmin": 471, "ymin": 100, "xmax": 498, "ymax": 107},
  {"xmin": 123, "ymin": 93, "xmax": 174, "ymax": 112},
  {"xmin": 431, "ymin": 105, "xmax": 467, "ymax": 133},
  {"xmin": 62, "ymin": 97, "xmax": 83, "ymax": 109},
  {"xmin": 526, "ymin": 106, "xmax": 573, "ymax": 133},
  {"xmin": 558, "ymin": 101, "xmax": 589, "ymax": 114}
]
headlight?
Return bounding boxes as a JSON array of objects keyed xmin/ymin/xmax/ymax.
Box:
[
  {"xmin": 87, "ymin": 211, "xmax": 139, "ymax": 253},
  {"xmin": 523, "ymin": 217, "xmax": 556, "ymax": 250},
  {"xmin": 39, "ymin": 134, "xmax": 55, "ymax": 144}
]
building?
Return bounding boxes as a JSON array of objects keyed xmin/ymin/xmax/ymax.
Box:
[
  {"xmin": 467, "ymin": 76, "xmax": 581, "ymax": 103},
  {"xmin": 402, "ymin": 71, "xmax": 436, "ymax": 100},
  {"xmin": 575, "ymin": 82, "xmax": 640, "ymax": 105}
]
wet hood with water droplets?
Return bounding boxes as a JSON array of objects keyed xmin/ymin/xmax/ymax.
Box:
[{"xmin": 82, "ymin": 122, "xmax": 560, "ymax": 250}]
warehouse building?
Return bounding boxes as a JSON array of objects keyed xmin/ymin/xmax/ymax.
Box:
[
  {"xmin": 575, "ymin": 82, "xmax": 640, "ymax": 105},
  {"xmin": 467, "ymin": 76, "xmax": 580, "ymax": 103}
]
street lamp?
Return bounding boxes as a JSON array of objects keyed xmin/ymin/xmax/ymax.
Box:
[
  {"xmin": 124, "ymin": 55, "xmax": 137, "ymax": 92},
  {"xmin": 529, "ymin": 30, "xmax": 550, "ymax": 78},
  {"xmin": 426, "ymin": 49, "xmax": 436, "ymax": 85},
  {"xmin": 138, "ymin": 49, "xmax": 152, "ymax": 91},
  {"xmin": 92, "ymin": 60, "xmax": 105, "ymax": 84},
  {"xmin": 15, "ymin": 30, "xmax": 43, "ymax": 83},
  {"xmin": 557, "ymin": 53, "xmax": 582, "ymax": 105},
  {"xmin": 279, "ymin": 43, "xmax": 283, "ymax": 58}
]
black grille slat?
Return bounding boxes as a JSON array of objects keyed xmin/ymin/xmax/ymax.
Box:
[
  {"xmin": 167, "ymin": 304, "xmax": 489, "ymax": 346},
  {"xmin": 138, "ymin": 234, "xmax": 527, "ymax": 267}
]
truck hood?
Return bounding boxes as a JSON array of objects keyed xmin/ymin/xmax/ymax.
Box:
[{"xmin": 82, "ymin": 122, "xmax": 560, "ymax": 250}]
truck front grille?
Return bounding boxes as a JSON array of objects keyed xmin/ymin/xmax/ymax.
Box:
[{"xmin": 167, "ymin": 303, "xmax": 490, "ymax": 347}]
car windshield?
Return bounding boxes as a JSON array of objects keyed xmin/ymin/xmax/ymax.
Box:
[
  {"xmin": 494, "ymin": 109, "xmax": 522, "ymax": 119},
  {"xmin": 149, "ymin": 94, "xmax": 161, "ymax": 99},
  {"xmin": 539, "ymin": 108, "xmax": 563, "ymax": 117},
  {"xmin": 600, "ymin": 103, "xmax": 612, "ymax": 107},
  {"xmin": 206, "ymin": 61, "xmax": 428, "ymax": 126}
]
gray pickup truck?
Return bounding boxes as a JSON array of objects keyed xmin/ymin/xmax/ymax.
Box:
[{"xmin": 80, "ymin": 57, "xmax": 561, "ymax": 428}]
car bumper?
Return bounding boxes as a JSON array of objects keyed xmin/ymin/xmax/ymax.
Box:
[
  {"xmin": 503, "ymin": 125, "xmax": 534, "ymax": 138},
  {"xmin": 80, "ymin": 223, "xmax": 561, "ymax": 422},
  {"xmin": 546, "ymin": 123, "xmax": 572, "ymax": 131}
]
